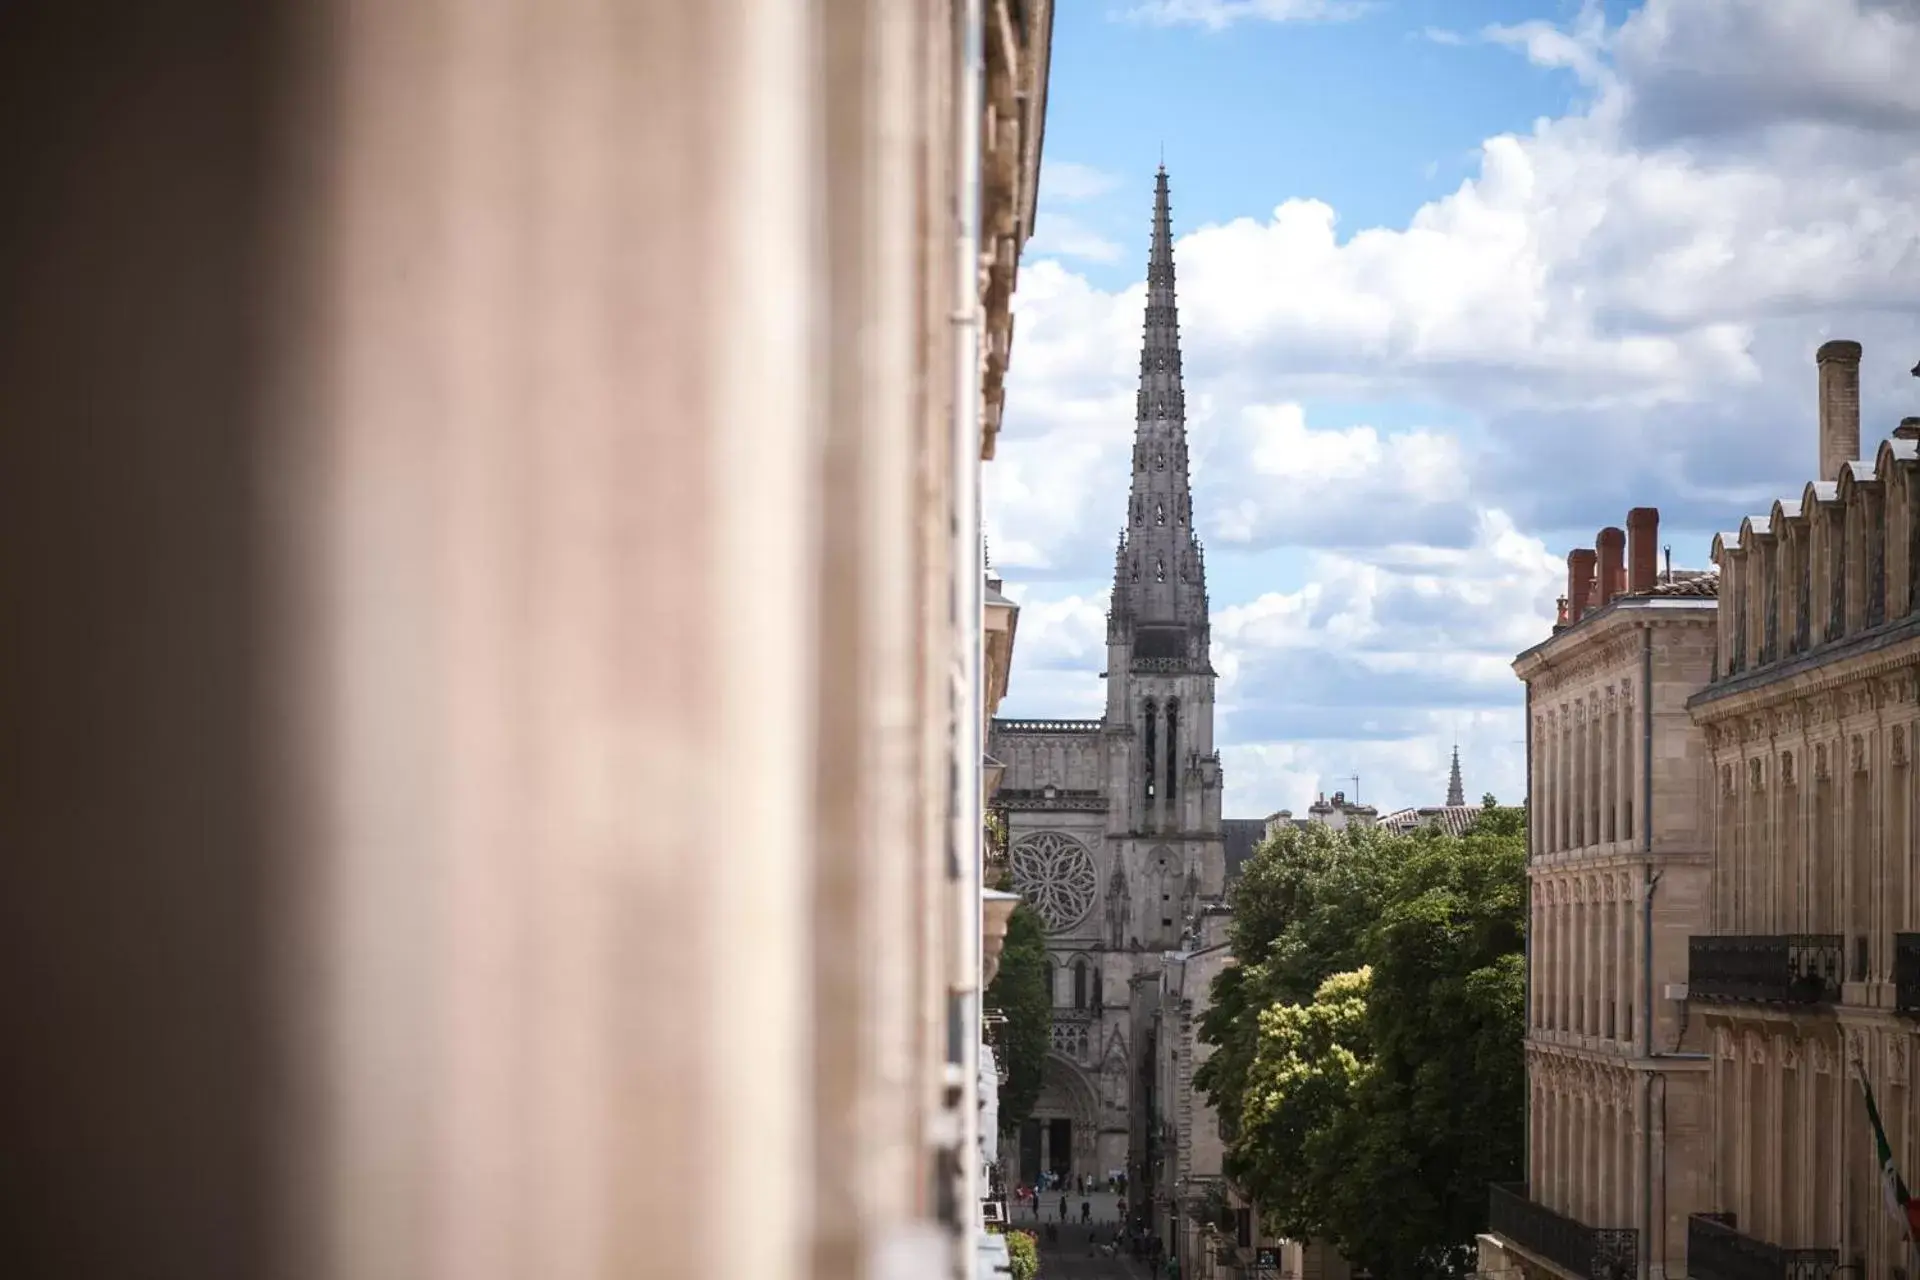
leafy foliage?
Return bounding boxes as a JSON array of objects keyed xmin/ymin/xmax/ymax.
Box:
[
  {"xmin": 1195, "ymin": 822, "xmax": 1405, "ymax": 1141},
  {"xmin": 1197, "ymin": 814, "xmax": 1528, "ymax": 1280},
  {"xmin": 988, "ymin": 903, "xmax": 1052, "ymax": 1133},
  {"xmin": 992, "ymin": 1227, "xmax": 1040, "ymax": 1280},
  {"xmin": 1236, "ymin": 968, "xmax": 1373, "ymax": 1240}
]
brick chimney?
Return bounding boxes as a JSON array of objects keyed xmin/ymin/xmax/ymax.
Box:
[
  {"xmin": 1627, "ymin": 507, "xmax": 1659, "ymax": 592},
  {"xmin": 1595, "ymin": 527, "xmax": 1626, "ymax": 606},
  {"xmin": 1567, "ymin": 548, "xmax": 1597, "ymax": 624},
  {"xmin": 1817, "ymin": 339, "xmax": 1863, "ymax": 482}
]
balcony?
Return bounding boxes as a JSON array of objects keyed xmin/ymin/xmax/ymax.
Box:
[
  {"xmin": 1688, "ymin": 1213, "xmax": 1839, "ymax": 1280},
  {"xmin": 1487, "ymin": 1183, "xmax": 1637, "ymax": 1280},
  {"xmin": 1896, "ymin": 934, "xmax": 1920, "ymax": 1016},
  {"xmin": 1688, "ymin": 935, "xmax": 1842, "ymax": 1005}
]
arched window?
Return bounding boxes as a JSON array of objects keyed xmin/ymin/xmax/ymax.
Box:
[
  {"xmin": 1165, "ymin": 699, "xmax": 1179, "ymax": 803},
  {"xmin": 1092, "ymin": 966, "xmax": 1103, "ymax": 1010},
  {"xmin": 1142, "ymin": 700, "xmax": 1158, "ymax": 805},
  {"xmin": 1043, "ymin": 959, "xmax": 1055, "ymax": 1006},
  {"xmin": 1155, "ymin": 501, "xmax": 1166, "ymax": 525},
  {"xmin": 1073, "ymin": 959, "xmax": 1087, "ymax": 1009}
]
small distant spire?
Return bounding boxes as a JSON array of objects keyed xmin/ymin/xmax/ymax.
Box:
[{"xmin": 1446, "ymin": 744, "xmax": 1465, "ymax": 808}]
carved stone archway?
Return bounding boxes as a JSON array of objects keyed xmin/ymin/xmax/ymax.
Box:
[{"xmin": 1027, "ymin": 1051, "xmax": 1103, "ymax": 1183}]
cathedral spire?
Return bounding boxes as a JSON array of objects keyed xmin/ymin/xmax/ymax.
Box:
[
  {"xmin": 1447, "ymin": 743, "xmax": 1466, "ymax": 808},
  {"xmin": 1111, "ymin": 166, "xmax": 1207, "ymax": 641}
]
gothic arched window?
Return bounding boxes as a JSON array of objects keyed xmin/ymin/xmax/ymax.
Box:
[
  {"xmin": 1073, "ymin": 959, "xmax": 1087, "ymax": 1010},
  {"xmin": 1155, "ymin": 556, "xmax": 1166, "ymax": 583},
  {"xmin": 1092, "ymin": 966, "xmax": 1103, "ymax": 1009},
  {"xmin": 1155, "ymin": 502, "xmax": 1166, "ymax": 525}
]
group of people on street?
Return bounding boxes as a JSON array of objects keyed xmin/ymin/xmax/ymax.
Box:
[
  {"xmin": 1011, "ymin": 1186, "xmax": 1110, "ymax": 1225},
  {"xmin": 1015, "ymin": 1169, "xmax": 1126, "ymax": 1196}
]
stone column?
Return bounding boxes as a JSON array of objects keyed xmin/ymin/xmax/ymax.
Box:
[
  {"xmin": 1621, "ymin": 690, "xmax": 1634, "ymax": 842},
  {"xmin": 1618, "ymin": 878, "xmax": 1633, "ymax": 1046},
  {"xmin": 1565, "ymin": 710, "xmax": 1576, "ymax": 849},
  {"xmin": 1542, "ymin": 710, "xmax": 1556, "ymax": 855},
  {"xmin": 1559, "ymin": 882, "xmax": 1572, "ymax": 1033},
  {"xmin": 1603, "ymin": 892, "xmax": 1617, "ymax": 1041},
  {"xmin": 1591, "ymin": 710, "xmax": 1604, "ymax": 847},
  {"xmin": 1589, "ymin": 886, "xmax": 1605, "ymax": 1036},
  {"xmin": 1574, "ymin": 704, "xmax": 1587, "ymax": 847}
]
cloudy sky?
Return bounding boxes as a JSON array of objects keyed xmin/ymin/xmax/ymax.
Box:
[{"xmin": 986, "ymin": 0, "xmax": 1920, "ymax": 818}]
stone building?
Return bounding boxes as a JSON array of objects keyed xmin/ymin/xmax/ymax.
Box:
[
  {"xmin": 1485, "ymin": 506, "xmax": 1720, "ymax": 1280},
  {"xmin": 0, "ymin": 4, "xmax": 1055, "ymax": 1280},
  {"xmin": 1685, "ymin": 339, "xmax": 1920, "ymax": 1280},
  {"xmin": 990, "ymin": 167, "xmax": 1230, "ymax": 1191},
  {"xmin": 1147, "ymin": 905, "xmax": 1237, "ymax": 1278}
]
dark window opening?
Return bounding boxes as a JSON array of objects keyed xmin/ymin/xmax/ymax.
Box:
[
  {"xmin": 1143, "ymin": 700, "xmax": 1158, "ymax": 805},
  {"xmin": 1073, "ymin": 959, "xmax": 1087, "ymax": 1010},
  {"xmin": 1165, "ymin": 700, "xmax": 1179, "ymax": 803}
]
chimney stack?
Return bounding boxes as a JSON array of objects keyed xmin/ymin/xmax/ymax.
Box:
[
  {"xmin": 1567, "ymin": 548, "xmax": 1597, "ymax": 624},
  {"xmin": 1596, "ymin": 527, "xmax": 1626, "ymax": 606},
  {"xmin": 1817, "ymin": 339, "xmax": 1863, "ymax": 482},
  {"xmin": 1627, "ymin": 507, "xmax": 1659, "ymax": 593}
]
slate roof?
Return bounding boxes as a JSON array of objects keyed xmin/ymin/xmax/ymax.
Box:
[{"xmin": 1222, "ymin": 818, "xmax": 1269, "ymax": 881}]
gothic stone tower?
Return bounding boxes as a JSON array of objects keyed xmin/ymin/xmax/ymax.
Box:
[{"xmin": 990, "ymin": 168, "xmax": 1227, "ymax": 1192}]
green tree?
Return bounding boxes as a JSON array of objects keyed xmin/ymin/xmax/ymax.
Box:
[
  {"xmin": 1196, "ymin": 822, "xmax": 1404, "ymax": 1142},
  {"xmin": 987, "ymin": 904, "xmax": 1052, "ymax": 1133},
  {"xmin": 1234, "ymin": 968, "xmax": 1373, "ymax": 1240},
  {"xmin": 1325, "ymin": 829, "xmax": 1527, "ymax": 1279},
  {"xmin": 1468, "ymin": 792, "xmax": 1526, "ymax": 838},
  {"xmin": 1199, "ymin": 815, "xmax": 1529, "ymax": 1280},
  {"xmin": 992, "ymin": 1227, "xmax": 1040, "ymax": 1280}
]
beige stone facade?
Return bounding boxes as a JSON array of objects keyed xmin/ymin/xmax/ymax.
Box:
[
  {"xmin": 1152, "ymin": 907, "xmax": 1236, "ymax": 1278},
  {"xmin": 1486, "ymin": 508, "xmax": 1719, "ymax": 1280},
  {"xmin": 2, "ymin": 4, "xmax": 1052, "ymax": 1279},
  {"xmin": 1684, "ymin": 340, "xmax": 1920, "ymax": 1280}
]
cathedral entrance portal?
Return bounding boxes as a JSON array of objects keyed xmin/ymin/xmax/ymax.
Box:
[
  {"xmin": 1014, "ymin": 1116, "xmax": 1078, "ymax": 1187},
  {"xmin": 1027, "ymin": 1052, "xmax": 1101, "ymax": 1185},
  {"xmin": 1048, "ymin": 1118, "xmax": 1072, "ymax": 1183}
]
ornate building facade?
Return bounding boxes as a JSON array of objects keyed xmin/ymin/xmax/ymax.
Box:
[
  {"xmin": 990, "ymin": 167, "xmax": 1228, "ymax": 1189},
  {"xmin": 1686, "ymin": 340, "xmax": 1920, "ymax": 1280},
  {"xmin": 1488, "ymin": 506, "xmax": 1720, "ymax": 1280}
]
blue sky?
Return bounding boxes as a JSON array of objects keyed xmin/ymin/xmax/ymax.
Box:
[{"xmin": 986, "ymin": 0, "xmax": 1920, "ymax": 816}]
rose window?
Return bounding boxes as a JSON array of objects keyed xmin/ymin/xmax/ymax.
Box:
[{"xmin": 1009, "ymin": 831, "xmax": 1098, "ymax": 932}]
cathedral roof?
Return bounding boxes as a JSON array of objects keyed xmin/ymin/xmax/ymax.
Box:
[{"xmin": 1221, "ymin": 817, "xmax": 1268, "ymax": 880}]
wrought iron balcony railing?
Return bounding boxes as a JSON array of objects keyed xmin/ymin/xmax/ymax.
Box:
[
  {"xmin": 1487, "ymin": 1183, "xmax": 1636, "ymax": 1280},
  {"xmin": 1896, "ymin": 934, "xmax": 1920, "ymax": 1016},
  {"xmin": 1688, "ymin": 935, "xmax": 1842, "ymax": 1005},
  {"xmin": 1688, "ymin": 1213, "xmax": 1839, "ymax": 1280}
]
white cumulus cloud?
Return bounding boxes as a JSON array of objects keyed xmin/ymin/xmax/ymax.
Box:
[{"xmin": 990, "ymin": 0, "xmax": 1920, "ymax": 814}]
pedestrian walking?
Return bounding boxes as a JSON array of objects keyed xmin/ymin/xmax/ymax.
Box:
[
  {"xmin": 1058, "ymin": 1194, "xmax": 1069, "ymax": 1223},
  {"xmin": 1080, "ymin": 1199, "xmax": 1091, "ymax": 1224}
]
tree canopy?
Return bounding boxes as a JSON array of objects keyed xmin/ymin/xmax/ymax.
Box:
[
  {"xmin": 987, "ymin": 902, "xmax": 1052, "ymax": 1134},
  {"xmin": 1196, "ymin": 810, "xmax": 1528, "ymax": 1280}
]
